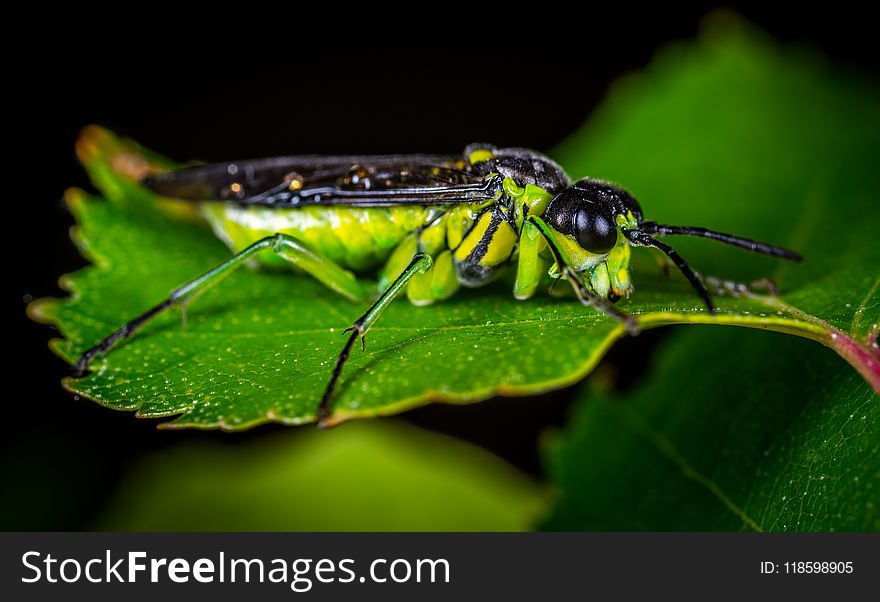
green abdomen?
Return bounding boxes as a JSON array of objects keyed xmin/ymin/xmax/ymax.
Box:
[{"xmin": 201, "ymin": 204, "xmax": 440, "ymax": 271}]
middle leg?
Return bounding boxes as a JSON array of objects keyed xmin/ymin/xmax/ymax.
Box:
[{"xmin": 318, "ymin": 251, "xmax": 434, "ymax": 425}]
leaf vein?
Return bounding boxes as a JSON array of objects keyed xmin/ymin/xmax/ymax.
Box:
[{"xmin": 621, "ymin": 410, "xmax": 765, "ymax": 532}]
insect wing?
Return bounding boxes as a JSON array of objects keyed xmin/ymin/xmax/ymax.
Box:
[{"xmin": 142, "ymin": 154, "xmax": 498, "ymax": 206}]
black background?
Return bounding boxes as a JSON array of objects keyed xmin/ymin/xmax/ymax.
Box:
[{"xmin": 7, "ymin": 7, "xmax": 878, "ymax": 529}]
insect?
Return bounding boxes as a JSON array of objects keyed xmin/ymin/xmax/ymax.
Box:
[{"xmin": 73, "ymin": 141, "xmax": 802, "ymax": 425}]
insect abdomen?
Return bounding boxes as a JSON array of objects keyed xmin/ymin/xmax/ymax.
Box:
[{"xmin": 201, "ymin": 204, "xmax": 439, "ymax": 271}]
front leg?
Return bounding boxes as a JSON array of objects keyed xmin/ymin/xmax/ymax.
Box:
[{"xmin": 526, "ymin": 215, "xmax": 639, "ymax": 335}]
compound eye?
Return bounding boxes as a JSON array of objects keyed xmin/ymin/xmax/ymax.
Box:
[{"xmin": 575, "ymin": 206, "xmax": 617, "ymax": 254}]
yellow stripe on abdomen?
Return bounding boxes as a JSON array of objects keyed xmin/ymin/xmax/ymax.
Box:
[{"xmin": 453, "ymin": 207, "xmax": 518, "ymax": 268}]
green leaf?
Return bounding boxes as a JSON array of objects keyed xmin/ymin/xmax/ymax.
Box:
[
  {"xmin": 30, "ymin": 16, "xmax": 878, "ymax": 428},
  {"xmin": 94, "ymin": 420, "xmax": 544, "ymax": 531},
  {"xmin": 541, "ymin": 327, "xmax": 878, "ymax": 531}
]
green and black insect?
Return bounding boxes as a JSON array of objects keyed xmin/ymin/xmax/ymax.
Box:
[{"xmin": 73, "ymin": 141, "xmax": 802, "ymax": 425}]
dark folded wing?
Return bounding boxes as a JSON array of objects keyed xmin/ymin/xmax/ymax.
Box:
[{"xmin": 142, "ymin": 154, "xmax": 499, "ymax": 207}]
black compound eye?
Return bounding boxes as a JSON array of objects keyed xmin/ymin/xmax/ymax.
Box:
[{"xmin": 575, "ymin": 206, "xmax": 617, "ymax": 254}]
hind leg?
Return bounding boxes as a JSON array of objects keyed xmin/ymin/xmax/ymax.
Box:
[{"xmin": 74, "ymin": 233, "xmax": 369, "ymax": 375}]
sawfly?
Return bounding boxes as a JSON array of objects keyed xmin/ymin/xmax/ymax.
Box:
[{"xmin": 72, "ymin": 131, "xmax": 802, "ymax": 425}]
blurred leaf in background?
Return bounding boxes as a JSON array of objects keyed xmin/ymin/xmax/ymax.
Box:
[
  {"xmin": 97, "ymin": 421, "xmax": 544, "ymax": 531},
  {"xmin": 542, "ymin": 327, "xmax": 878, "ymax": 531}
]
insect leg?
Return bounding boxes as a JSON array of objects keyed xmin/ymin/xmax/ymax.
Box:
[
  {"xmin": 380, "ymin": 216, "xmax": 458, "ymax": 306},
  {"xmin": 526, "ymin": 216, "xmax": 639, "ymax": 334},
  {"xmin": 513, "ymin": 218, "xmax": 549, "ymax": 300},
  {"xmin": 73, "ymin": 234, "xmax": 368, "ymax": 376},
  {"xmin": 318, "ymin": 251, "xmax": 433, "ymax": 426}
]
